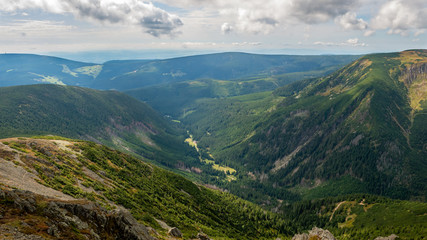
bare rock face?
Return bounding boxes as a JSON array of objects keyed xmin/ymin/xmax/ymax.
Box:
[
  {"xmin": 168, "ymin": 227, "xmax": 183, "ymax": 238},
  {"xmin": 292, "ymin": 227, "xmax": 336, "ymax": 240},
  {"xmin": 0, "ymin": 188, "xmax": 153, "ymax": 240}
]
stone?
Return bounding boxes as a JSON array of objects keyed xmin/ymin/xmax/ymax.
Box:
[
  {"xmin": 112, "ymin": 210, "xmax": 154, "ymax": 240},
  {"xmin": 374, "ymin": 234, "xmax": 399, "ymax": 240},
  {"xmin": 292, "ymin": 233, "xmax": 309, "ymax": 240},
  {"xmin": 309, "ymin": 227, "xmax": 335, "ymax": 240},
  {"xmin": 197, "ymin": 232, "xmax": 210, "ymax": 240},
  {"xmin": 292, "ymin": 227, "xmax": 335, "ymax": 240},
  {"xmin": 168, "ymin": 227, "xmax": 183, "ymax": 238},
  {"xmin": 47, "ymin": 224, "xmax": 60, "ymax": 238}
]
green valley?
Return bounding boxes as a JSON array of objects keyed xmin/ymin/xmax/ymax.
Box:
[
  {"xmin": 174, "ymin": 50, "xmax": 427, "ymax": 204},
  {"xmin": 0, "ymin": 50, "xmax": 426, "ymax": 239}
]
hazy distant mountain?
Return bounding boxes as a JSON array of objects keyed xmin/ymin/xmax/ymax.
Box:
[
  {"xmin": 93, "ymin": 52, "xmax": 359, "ymax": 90},
  {"xmin": 0, "ymin": 54, "xmax": 100, "ymax": 87},
  {"xmin": 0, "ymin": 52, "xmax": 359, "ymax": 91}
]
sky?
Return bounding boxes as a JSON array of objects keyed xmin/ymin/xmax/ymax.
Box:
[{"xmin": 0, "ymin": 0, "xmax": 426, "ymax": 62}]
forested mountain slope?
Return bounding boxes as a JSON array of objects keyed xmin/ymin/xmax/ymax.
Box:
[
  {"xmin": 0, "ymin": 137, "xmax": 293, "ymax": 239},
  {"xmin": 181, "ymin": 50, "xmax": 427, "ymax": 201},
  {"xmin": 0, "ymin": 84, "xmax": 198, "ymax": 170}
]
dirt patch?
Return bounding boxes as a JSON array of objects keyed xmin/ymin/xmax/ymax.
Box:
[{"xmin": 0, "ymin": 158, "xmax": 74, "ymax": 201}]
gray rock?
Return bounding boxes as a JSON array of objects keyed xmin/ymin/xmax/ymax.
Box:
[
  {"xmin": 64, "ymin": 215, "xmax": 89, "ymax": 230},
  {"xmin": 90, "ymin": 229, "xmax": 101, "ymax": 240},
  {"xmin": 292, "ymin": 227, "xmax": 335, "ymax": 240},
  {"xmin": 374, "ymin": 234, "xmax": 399, "ymax": 240},
  {"xmin": 197, "ymin": 232, "xmax": 210, "ymax": 240},
  {"xmin": 168, "ymin": 227, "xmax": 183, "ymax": 238},
  {"xmin": 47, "ymin": 224, "xmax": 60, "ymax": 238},
  {"xmin": 111, "ymin": 210, "xmax": 154, "ymax": 240},
  {"xmin": 0, "ymin": 188, "xmax": 153, "ymax": 240},
  {"xmin": 292, "ymin": 233, "xmax": 309, "ymax": 240},
  {"xmin": 309, "ymin": 227, "xmax": 335, "ymax": 240},
  {"xmin": 44, "ymin": 202, "xmax": 64, "ymax": 218}
]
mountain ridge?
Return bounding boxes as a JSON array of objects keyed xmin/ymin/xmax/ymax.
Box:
[
  {"xmin": 0, "ymin": 52, "xmax": 359, "ymax": 91},
  {"xmin": 179, "ymin": 50, "xmax": 427, "ymax": 202}
]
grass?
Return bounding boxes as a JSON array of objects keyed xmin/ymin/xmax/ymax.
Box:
[
  {"xmin": 74, "ymin": 65, "xmax": 103, "ymax": 78},
  {"xmin": 185, "ymin": 134, "xmax": 237, "ymax": 181},
  {"xmin": 0, "ymin": 137, "xmax": 293, "ymax": 239},
  {"xmin": 30, "ymin": 73, "xmax": 65, "ymax": 85}
]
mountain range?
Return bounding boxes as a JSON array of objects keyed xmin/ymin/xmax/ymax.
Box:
[
  {"xmin": 179, "ymin": 50, "xmax": 427, "ymax": 202},
  {"xmin": 0, "ymin": 50, "xmax": 426, "ymax": 239},
  {"xmin": 0, "ymin": 52, "xmax": 358, "ymax": 90}
]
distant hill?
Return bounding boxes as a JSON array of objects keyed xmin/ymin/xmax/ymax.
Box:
[
  {"xmin": 0, "ymin": 54, "xmax": 100, "ymax": 87},
  {"xmin": 180, "ymin": 50, "xmax": 427, "ymax": 202},
  {"xmin": 126, "ymin": 68, "xmax": 346, "ymax": 117},
  {"xmin": 93, "ymin": 53, "xmax": 359, "ymax": 90},
  {"xmin": 0, "ymin": 53, "xmax": 359, "ymax": 91},
  {"xmin": 0, "ymin": 84, "xmax": 199, "ymax": 171}
]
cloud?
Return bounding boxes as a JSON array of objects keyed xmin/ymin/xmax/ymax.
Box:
[
  {"xmin": 364, "ymin": 29, "xmax": 375, "ymax": 36},
  {"xmin": 335, "ymin": 12, "xmax": 368, "ymax": 30},
  {"xmin": 231, "ymin": 42, "xmax": 262, "ymax": 46},
  {"xmin": 182, "ymin": 41, "xmax": 217, "ymax": 48},
  {"xmin": 0, "ymin": 0, "xmax": 183, "ymax": 37},
  {"xmin": 371, "ymin": 0, "xmax": 427, "ymax": 35},
  {"xmin": 221, "ymin": 22, "xmax": 233, "ymax": 34},
  {"xmin": 159, "ymin": 0, "xmax": 361, "ymax": 34},
  {"xmin": 0, "ymin": 20, "xmax": 74, "ymax": 34},
  {"xmin": 314, "ymin": 38, "xmax": 367, "ymax": 47},
  {"xmin": 291, "ymin": 0, "xmax": 359, "ymax": 23},
  {"xmin": 235, "ymin": 8, "xmax": 279, "ymax": 34}
]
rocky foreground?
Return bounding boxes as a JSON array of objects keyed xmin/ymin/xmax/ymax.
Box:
[{"xmin": 0, "ymin": 188, "xmax": 153, "ymax": 239}]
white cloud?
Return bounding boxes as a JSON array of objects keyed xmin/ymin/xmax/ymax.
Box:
[
  {"xmin": 158, "ymin": 0, "xmax": 361, "ymax": 34},
  {"xmin": 235, "ymin": 7, "xmax": 279, "ymax": 34},
  {"xmin": 314, "ymin": 38, "xmax": 367, "ymax": 47},
  {"xmin": 0, "ymin": 20, "xmax": 74, "ymax": 36},
  {"xmin": 0, "ymin": 0, "xmax": 183, "ymax": 37},
  {"xmin": 371, "ymin": 0, "xmax": 427, "ymax": 36},
  {"xmin": 221, "ymin": 22, "xmax": 233, "ymax": 34},
  {"xmin": 335, "ymin": 12, "xmax": 368, "ymax": 30},
  {"xmin": 414, "ymin": 29, "xmax": 425, "ymax": 36},
  {"xmin": 231, "ymin": 42, "xmax": 261, "ymax": 46},
  {"xmin": 364, "ymin": 29, "xmax": 375, "ymax": 36}
]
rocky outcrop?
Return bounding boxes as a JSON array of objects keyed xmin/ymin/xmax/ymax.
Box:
[
  {"xmin": 0, "ymin": 188, "xmax": 153, "ymax": 240},
  {"xmin": 400, "ymin": 62, "xmax": 427, "ymax": 87},
  {"xmin": 292, "ymin": 227, "xmax": 336, "ymax": 240},
  {"xmin": 197, "ymin": 232, "xmax": 211, "ymax": 240},
  {"xmin": 168, "ymin": 227, "xmax": 183, "ymax": 238}
]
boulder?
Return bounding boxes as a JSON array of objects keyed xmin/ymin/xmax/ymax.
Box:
[
  {"xmin": 374, "ymin": 234, "xmax": 399, "ymax": 240},
  {"xmin": 168, "ymin": 227, "xmax": 183, "ymax": 238},
  {"xmin": 292, "ymin": 227, "xmax": 335, "ymax": 240},
  {"xmin": 197, "ymin": 232, "xmax": 210, "ymax": 240}
]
